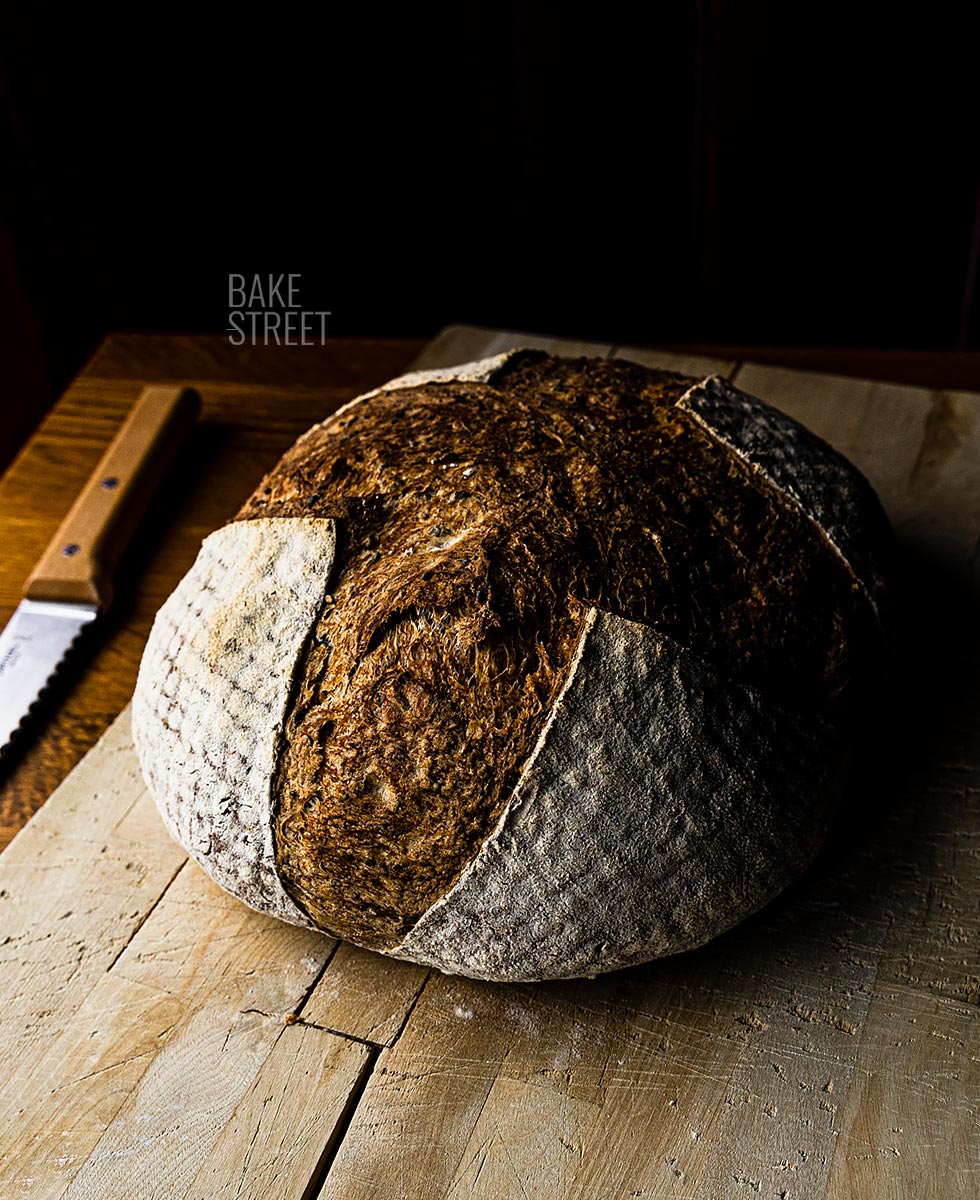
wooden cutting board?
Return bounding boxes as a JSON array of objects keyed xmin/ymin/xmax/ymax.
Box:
[{"xmin": 2, "ymin": 326, "xmax": 979, "ymax": 1199}]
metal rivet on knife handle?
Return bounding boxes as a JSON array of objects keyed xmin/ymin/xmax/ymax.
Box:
[{"xmin": 23, "ymin": 386, "xmax": 202, "ymax": 611}]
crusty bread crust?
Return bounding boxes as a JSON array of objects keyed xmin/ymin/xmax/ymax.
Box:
[{"xmin": 131, "ymin": 351, "xmax": 892, "ymax": 981}]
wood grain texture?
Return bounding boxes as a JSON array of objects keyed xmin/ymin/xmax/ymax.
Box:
[
  {"xmin": 0, "ymin": 712, "xmax": 388, "ymax": 1200},
  {"xmin": 2, "ymin": 327, "xmax": 980, "ymax": 1197},
  {"xmin": 25, "ymin": 385, "xmax": 200, "ymax": 608},
  {"xmin": 0, "ymin": 716, "xmax": 186, "ymax": 1109},
  {"xmin": 302, "ymin": 941, "xmax": 430, "ymax": 1048},
  {"xmin": 183, "ymin": 1024, "xmax": 374, "ymax": 1200}
]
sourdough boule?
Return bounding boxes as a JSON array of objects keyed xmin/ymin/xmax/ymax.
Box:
[{"xmin": 132, "ymin": 349, "xmax": 892, "ymax": 981}]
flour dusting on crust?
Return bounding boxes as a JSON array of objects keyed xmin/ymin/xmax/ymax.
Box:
[
  {"xmin": 132, "ymin": 517, "xmax": 336, "ymax": 927},
  {"xmin": 679, "ymin": 375, "xmax": 890, "ymax": 620},
  {"xmin": 394, "ymin": 609, "xmax": 847, "ymax": 981}
]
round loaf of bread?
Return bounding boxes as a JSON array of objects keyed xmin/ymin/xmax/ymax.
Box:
[{"xmin": 132, "ymin": 349, "xmax": 892, "ymax": 981}]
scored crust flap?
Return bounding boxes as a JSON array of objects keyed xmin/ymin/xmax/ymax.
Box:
[
  {"xmin": 394, "ymin": 608, "xmax": 849, "ymax": 982},
  {"xmin": 679, "ymin": 374, "xmax": 893, "ymax": 624},
  {"xmin": 131, "ymin": 516, "xmax": 336, "ymax": 927}
]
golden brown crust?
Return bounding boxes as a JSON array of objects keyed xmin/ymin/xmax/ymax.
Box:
[{"xmin": 236, "ymin": 352, "xmax": 881, "ymax": 948}]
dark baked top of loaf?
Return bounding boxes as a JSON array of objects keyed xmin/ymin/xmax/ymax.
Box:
[{"xmin": 236, "ymin": 351, "xmax": 890, "ymax": 948}]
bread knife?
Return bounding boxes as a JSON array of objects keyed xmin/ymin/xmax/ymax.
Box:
[{"xmin": 0, "ymin": 384, "xmax": 201, "ymax": 759}]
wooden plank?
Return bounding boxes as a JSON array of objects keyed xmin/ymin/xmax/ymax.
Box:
[
  {"xmin": 0, "ymin": 711, "xmax": 422, "ymax": 1200},
  {"xmin": 321, "ymin": 943, "xmax": 882, "ymax": 1199},
  {"xmin": 183, "ymin": 1024, "xmax": 374, "ymax": 1200},
  {"xmin": 612, "ymin": 343, "xmax": 739, "ymax": 379},
  {"xmin": 302, "ymin": 942, "xmax": 429, "ymax": 1048},
  {"xmin": 79, "ymin": 332, "xmax": 427, "ymax": 390},
  {"xmin": 0, "ymin": 836, "xmax": 336, "ymax": 1196},
  {"xmin": 824, "ymin": 984, "xmax": 980, "ymax": 1199},
  {"xmin": 318, "ymin": 972, "xmax": 527, "ymax": 1199},
  {"xmin": 0, "ymin": 714, "xmax": 187, "ymax": 1102}
]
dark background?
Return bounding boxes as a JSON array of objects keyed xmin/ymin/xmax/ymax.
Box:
[{"xmin": 2, "ymin": 4, "xmax": 979, "ymax": 468}]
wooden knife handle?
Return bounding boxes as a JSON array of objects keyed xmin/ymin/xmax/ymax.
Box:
[{"xmin": 25, "ymin": 385, "xmax": 201, "ymax": 609}]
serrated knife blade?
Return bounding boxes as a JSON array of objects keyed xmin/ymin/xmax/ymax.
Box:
[
  {"xmin": 0, "ymin": 600, "xmax": 98, "ymax": 753},
  {"xmin": 0, "ymin": 385, "xmax": 200, "ymax": 763}
]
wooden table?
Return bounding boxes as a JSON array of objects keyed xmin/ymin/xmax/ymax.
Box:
[{"xmin": 2, "ymin": 327, "xmax": 979, "ymax": 1198}]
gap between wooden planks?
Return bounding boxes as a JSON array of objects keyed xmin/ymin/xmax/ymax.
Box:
[{"xmin": 1, "ymin": 325, "xmax": 979, "ymax": 1198}]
